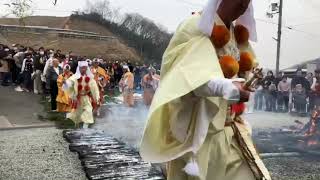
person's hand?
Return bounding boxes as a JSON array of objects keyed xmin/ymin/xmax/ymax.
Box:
[{"xmin": 232, "ymin": 81, "xmax": 252, "ymax": 102}]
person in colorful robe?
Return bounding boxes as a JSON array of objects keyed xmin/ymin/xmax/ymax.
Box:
[
  {"xmin": 119, "ymin": 65, "xmax": 135, "ymax": 107},
  {"xmin": 91, "ymin": 59, "xmax": 109, "ymax": 116},
  {"xmin": 311, "ymin": 69, "xmax": 320, "ymax": 109},
  {"xmin": 63, "ymin": 61, "xmax": 99, "ymax": 128},
  {"xmin": 140, "ymin": 0, "xmax": 271, "ymax": 179},
  {"xmin": 142, "ymin": 68, "xmax": 159, "ymax": 106},
  {"xmin": 56, "ymin": 64, "xmax": 73, "ymax": 113}
]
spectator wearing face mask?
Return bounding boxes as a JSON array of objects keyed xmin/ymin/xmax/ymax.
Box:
[{"xmin": 33, "ymin": 47, "xmax": 47, "ymax": 94}]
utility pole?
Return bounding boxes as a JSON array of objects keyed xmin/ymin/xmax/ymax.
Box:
[{"xmin": 275, "ymin": 0, "xmax": 283, "ymax": 76}]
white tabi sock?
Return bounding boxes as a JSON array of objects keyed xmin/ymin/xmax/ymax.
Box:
[
  {"xmin": 82, "ymin": 123, "xmax": 89, "ymax": 129},
  {"xmin": 183, "ymin": 156, "xmax": 200, "ymax": 177}
]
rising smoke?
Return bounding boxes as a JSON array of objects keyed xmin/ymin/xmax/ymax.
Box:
[{"xmin": 94, "ymin": 99, "xmax": 149, "ymax": 150}]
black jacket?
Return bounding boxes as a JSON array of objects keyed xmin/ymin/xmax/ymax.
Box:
[
  {"xmin": 33, "ymin": 54, "xmax": 47, "ymax": 71},
  {"xmin": 47, "ymin": 66, "xmax": 63, "ymax": 82},
  {"xmin": 291, "ymin": 76, "xmax": 310, "ymax": 91},
  {"xmin": 262, "ymin": 76, "xmax": 275, "ymax": 90}
]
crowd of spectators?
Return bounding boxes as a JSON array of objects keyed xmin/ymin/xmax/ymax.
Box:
[
  {"xmin": 0, "ymin": 43, "xmax": 159, "ymax": 100},
  {"xmin": 253, "ymin": 68, "xmax": 320, "ymax": 116},
  {"xmin": 1, "ymin": 43, "xmax": 319, "ymax": 116}
]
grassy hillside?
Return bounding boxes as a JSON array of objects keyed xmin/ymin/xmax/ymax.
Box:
[
  {"xmin": 0, "ymin": 16, "xmax": 68, "ymax": 28},
  {"xmin": 0, "ymin": 16, "xmax": 140, "ymax": 62}
]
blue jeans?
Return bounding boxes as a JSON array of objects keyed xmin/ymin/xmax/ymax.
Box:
[
  {"xmin": 22, "ymin": 71, "xmax": 32, "ymax": 89},
  {"xmin": 254, "ymin": 90, "xmax": 263, "ymax": 110}
]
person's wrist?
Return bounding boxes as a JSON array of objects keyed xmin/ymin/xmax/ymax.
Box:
[{"xmin": 222, "ymin": 79, "xmax": 240, "ymax": 103}]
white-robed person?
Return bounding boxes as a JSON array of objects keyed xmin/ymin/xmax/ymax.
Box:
[
  {"xmin": 63, "ymin": 61, "xmax": 100, "ymax": 128},
  {"xmin": 140, "ymin": 0, "xmax": 271, "ymax": 179}
]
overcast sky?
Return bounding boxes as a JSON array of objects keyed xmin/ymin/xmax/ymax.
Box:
[{"xmin": 1, "ymin": 0, "xmax": 320, "ymax": 70}]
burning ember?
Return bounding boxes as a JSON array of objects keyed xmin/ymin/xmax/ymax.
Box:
[
  {"xmin": 305, "ymin": 110, "xmax": 320, "ymax": 134},
  {"xmin": 254, "ymin": 107, "xmax": 320, "ymax": 154},
  {"xmin": 302, "ymin": 108, "xmax": 320, "ymax": 147},
  {"xmin": 307, "ymin": 140, "xmax": 318, "ymax": 146}
]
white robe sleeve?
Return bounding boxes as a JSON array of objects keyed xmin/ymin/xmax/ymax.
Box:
[
  {"xmin": 90, "ymin": 79, "xmax": 100, "ymax": 103},
  {"xmin": 194, "ymin": 78, "xmax": 240, "ymax": 104},
  {"xmin": 21, "ymin": 59, "xmax": 26, "ymax": 73},
  {"xmin": 311, "ymin": 78, "xmax": 317, "ymax": 91},
  {"xmin": 63, "ymin": 79, "xmax": 73, "ymax": 92},
  {"xmin": 43, "ymin": 58, "xmax": 52, "ymax": 76}
]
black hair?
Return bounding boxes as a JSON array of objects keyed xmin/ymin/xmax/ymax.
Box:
[
  {"xmin": 296, "ymin": 68, "xmax": 302, "ymax": 72},
  {"xmin": 59, "ymin": 54, "xmax": 66, "ymax": 59},
  {"xmin": 267, "ymin": 70, "xmax": 274, "ymax": 76},
  {"xmin": 25, "ymin": 53, "xmax": 32, "ymax": 57},
  {"xmin": 53, "ymin": 53, "xmax": 59, "ymax": 59}
]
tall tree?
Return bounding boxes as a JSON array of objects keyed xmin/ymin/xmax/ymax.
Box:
[{"xmin": 4, "ymin": 0, "xmax": 33, "ymax": 25}]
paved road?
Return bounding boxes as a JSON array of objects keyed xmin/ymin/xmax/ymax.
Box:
[
  {"xmin": 245, "ymin": 111, "xmax": 309, "ymax": 130},
  {"xmin": 0, "ymin": 86, "xmax": 53, "ymax": 128}
]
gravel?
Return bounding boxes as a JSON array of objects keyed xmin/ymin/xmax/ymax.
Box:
[
  {"xmin": 0, "ymin": 127, "xmax": 87, "ymax": 180},
  {"xmin": 264, "ymin": 157, "xmax": 320, "ymax": 180}
]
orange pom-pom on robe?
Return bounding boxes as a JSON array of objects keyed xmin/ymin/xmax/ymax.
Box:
[
  {"xmin": 239, "ymin": 52, "xmax": 254, "ymax": 72},
  {"xmin": 219, "ymin": 55, "xmax": 239, "ymax": 79},
  {"xmin": 234, "ymin": 25, "xmax": 249, "ymax": 45},
  {"xmin": 211, "ymin": 24, "xmax": 230, "ymax": 48}
]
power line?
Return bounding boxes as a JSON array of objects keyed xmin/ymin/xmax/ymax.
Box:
[
  {"xmin": 33, "ymin": 8, "xmax": 75, "ymax": 13},
  {"xmin": 290, "ymin": 20, "xmax": 320, "ymax": 27},
  {"xmin": 255, "ymin": 18, "xmax": 320, "ymax": 38},
  {"xmin": 174, "ymin": 0, "xmax": 203, "ymax": 8}
]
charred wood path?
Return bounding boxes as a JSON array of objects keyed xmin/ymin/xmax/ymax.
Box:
[{"xmin": 63, "ymin": 129, "xmax": 165, "ymax": 180}]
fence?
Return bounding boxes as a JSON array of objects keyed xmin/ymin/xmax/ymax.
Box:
[{"xmin": 0, "ymin": 24, "xmax": 117, "ymax": 42}]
